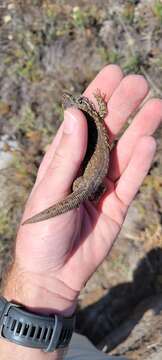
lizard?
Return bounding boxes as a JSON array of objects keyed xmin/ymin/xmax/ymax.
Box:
[{"xmin": 22, "ymin": 90, "xmax": 110, "ymax": 225}]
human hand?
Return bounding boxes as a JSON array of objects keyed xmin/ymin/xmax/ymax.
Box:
[{"xmin": 4, "ymin": 65, "xmax": 162, "ymax": 316}]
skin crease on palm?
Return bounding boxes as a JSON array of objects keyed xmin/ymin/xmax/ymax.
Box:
[{"xmin": 4, "ymin": 65, "xmax": 162, "ymax": 317}]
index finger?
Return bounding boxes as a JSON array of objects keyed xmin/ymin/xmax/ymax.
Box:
[{"xmin": 84, "ymin": 64, "xmax": 123, "ymax": 101}]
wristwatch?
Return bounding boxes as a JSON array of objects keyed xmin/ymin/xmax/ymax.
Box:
[{"xmin": 0, "ymin": 296, "xmax": 76, "ymax": 352}]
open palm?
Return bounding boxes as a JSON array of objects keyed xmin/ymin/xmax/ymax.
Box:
[{"xmin": 15, "ymin": 65, "xmax": 161, "ymax": 312}]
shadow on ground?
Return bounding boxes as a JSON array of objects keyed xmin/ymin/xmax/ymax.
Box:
[{"xmin": 76, "ymin": 247, "xmax": 162, "ymax": 353}]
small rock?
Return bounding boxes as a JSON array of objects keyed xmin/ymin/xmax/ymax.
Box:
[
  {"xmin": 3, "ymin": 15, "xmax": 12, "ymax": 23},
  {"xmin": 0, "ymin": 135, "xmax": 19, "ymax": 170},
  {"xmin": 0, "ymin": 102, "xmax": 10, "ymax": 115}
]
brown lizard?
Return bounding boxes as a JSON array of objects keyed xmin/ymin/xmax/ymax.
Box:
[{"xmin": 22, "ymin": 90, "xmax": 110, "ymax": 225}]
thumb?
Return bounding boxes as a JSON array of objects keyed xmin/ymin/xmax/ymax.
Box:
[{"xmin": 28, "ymin": 109, "xmax": 88, "ymax": 213}]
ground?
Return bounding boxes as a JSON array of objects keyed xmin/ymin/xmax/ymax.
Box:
[{"xmin": 0, "ymin": 1, "xmax": 162, "ymax": 358}]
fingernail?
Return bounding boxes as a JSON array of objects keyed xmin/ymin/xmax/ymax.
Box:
[{"xmin": 63, "ymin": 111, "xmax": 76, "ymax": 134}]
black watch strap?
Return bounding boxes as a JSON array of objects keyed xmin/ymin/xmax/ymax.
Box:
[{"xmin": 0, "ymin": 297, "xmax": 75, "ymax": 352}]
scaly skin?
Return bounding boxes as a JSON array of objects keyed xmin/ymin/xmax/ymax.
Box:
[{"xmin": 23, "ymin": 91, "xmax": 110, "ymax": 224}]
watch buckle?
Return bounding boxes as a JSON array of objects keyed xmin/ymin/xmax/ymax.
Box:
[{"xmin": 0, "ymin": 301, "xmax": 20, "ymax": 338}]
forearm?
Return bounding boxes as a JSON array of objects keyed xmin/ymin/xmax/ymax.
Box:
[{"xmin": 0, "ymin": 340, "xmax": 67, "ymax": 360}]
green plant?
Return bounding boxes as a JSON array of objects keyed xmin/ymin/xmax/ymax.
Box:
[
  {"xmin": 122, "ymin": 3, "xmax": 135, "ymax": 24},
  {"xmin": 10, "ymin": 105, "xmax": 36, "ymax": 134},
  {"xmin": 99, "ymin": 47, "xmax": 119, "ymax": 64},
  {"xmin": 0, "ymin": 211, "xmax": 11, "ymax": 236},
  {"xmin": 142, "ymin": 174, "xmax": 162, "ymax": 193},
  {"xmin": 16, "ymin": 56, "xmax": 43, "ymax": 82},
  {"xmin": 153, "ymin": 1, "xmax": 162, "ymax": 23},
  {"xmin": 72, "ymin": 5, "xmax": 98, "ymax": 29},
  {"xmin": 123, "ymin": 54, "xmax": 142, "ymax": 73},
  {"xmin": 72, "ymin": 6, "xmax": 89, "ymax": 28}
]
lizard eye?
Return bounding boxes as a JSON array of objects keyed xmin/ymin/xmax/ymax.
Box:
[{"xmin": 78, "ymin": 98, "xmax": 83, "ymax": 104}]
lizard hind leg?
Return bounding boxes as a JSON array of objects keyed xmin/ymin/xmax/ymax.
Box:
[
  {"xmin": 93, "ymin": 89, "xmax": 108, "ymax": 119},
  {"xmin": 72, "ymin": 176, "xmax": 90, "ymax": 202},
  {"xmin": 89, "ymin": 182, "xmax": 107, "ymax": 202},
  {"xmin": 72, "ymin": 176, "xmax": 84, "ymax": 192}
]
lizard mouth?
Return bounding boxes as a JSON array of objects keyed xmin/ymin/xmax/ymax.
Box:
[{"xmin": 62, "ymin": 92, "xmax": 75, "ymax": 109}]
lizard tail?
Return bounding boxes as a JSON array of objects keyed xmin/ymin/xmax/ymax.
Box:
[{"xmin": 22, "ymin": 188, "xmax": 89, "ymax": 225}]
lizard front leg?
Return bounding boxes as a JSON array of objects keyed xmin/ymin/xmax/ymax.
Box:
[{"xmin": 93, "ymin": 90, "xmax": 107, "ymax": 119}]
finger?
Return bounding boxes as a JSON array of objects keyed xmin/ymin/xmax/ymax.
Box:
[
  {"xmin": 102, "ymin": 136, "xmax": 156, "ymax": 227},
  {"xmin": 105, "ymin": 74, "xmax": 149, "ymax": 142},
  {"xmin": 109, "ymin": 98, "xmax": 162, "ymax": 181},
  {"xmin": 26, "ymin": 109, "xmax": 88, "ymax": 216},
  {"xmin": 115, "ymin": 136, "xmax": 156, "ymax": 207},
  {"xmin": 84, "ymin": 64, "xmax": 123, "ymax": 101}
]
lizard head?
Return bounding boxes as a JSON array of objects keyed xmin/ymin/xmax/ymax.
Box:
[{"xmin": 62, "ymin": 92, "xmax": 95, "ymax": 113}]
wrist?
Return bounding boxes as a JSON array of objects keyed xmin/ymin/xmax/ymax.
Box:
[{"xmin": 3, "ymin": 261, "xmax": 78, "ymax": 317}]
